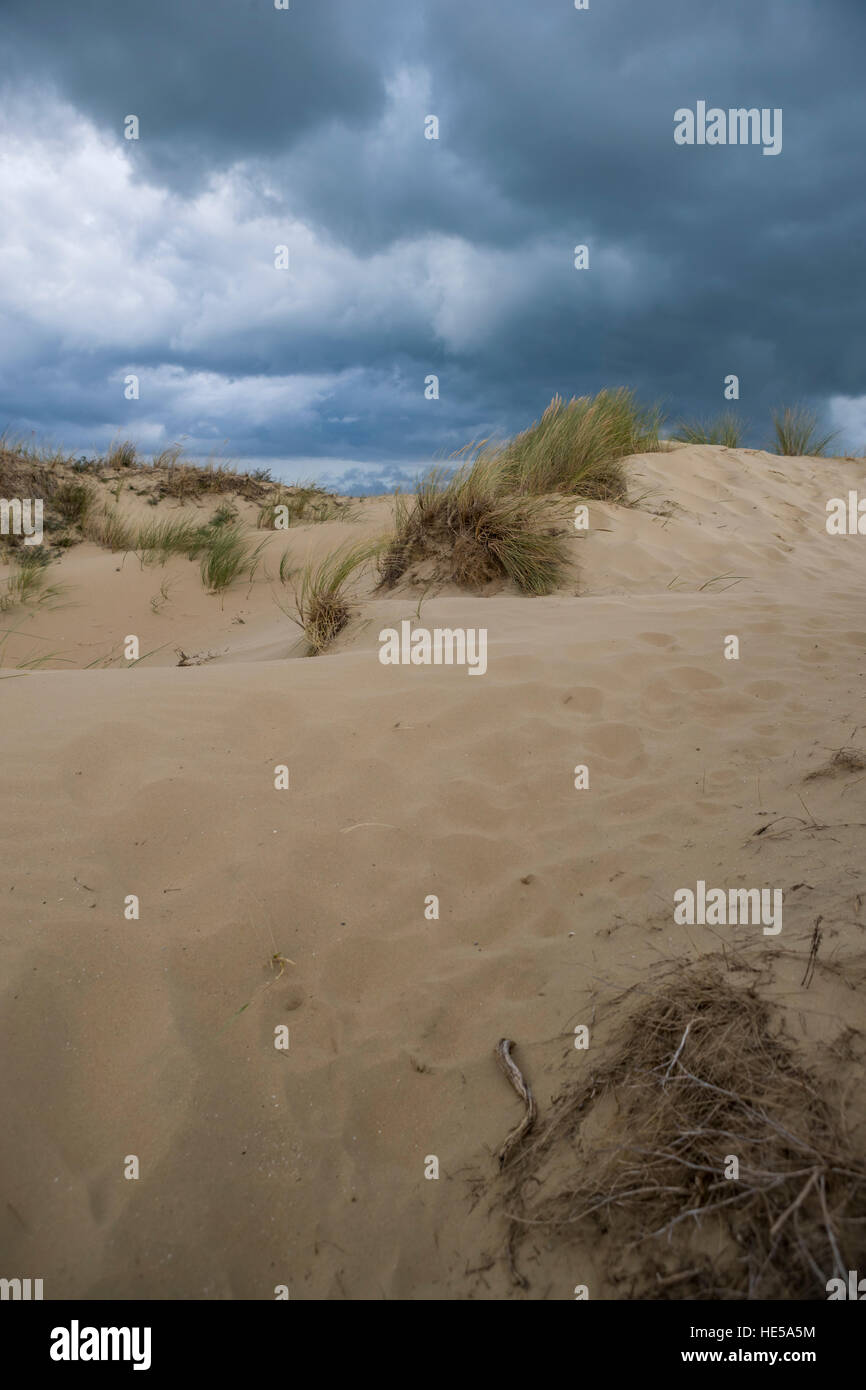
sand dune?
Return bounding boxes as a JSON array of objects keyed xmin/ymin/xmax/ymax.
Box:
[{"xmin": 1, "ymin": 445, "xmax": 865, "ymax": 1298}]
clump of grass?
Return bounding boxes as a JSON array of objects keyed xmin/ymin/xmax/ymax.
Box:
[
  {"xmin": 135, "ymin": 518, "xmax": 204, "ymax": 565},
  {"xmin": 199, "ymin": 522, "xmax": 267, "ymax": 593},
  {"xmin": 0, "ymin": 446, "xmax": 51, "ymax": 505},
  {"xmin": 207, "ymin": 502, "xmax": 239, "ymax": 529},
  {"xmin": 81, "ymin": 505, "xmax": 137, "ymax": 552},
  {"xmin": 0, "ymin": 434, "xmax": 75, "ymax": 476},
  {"xmin": 106, "ymin": 440, "xmax": 137, "ymax": 469},
  {"xmin": 52, "ymin": 478, "xmax": 96, "ymax": 526},
  {"xmin": 378, "ymin": 459, "xmax": 569, "ymax": 595},
  {"xmin": 151, "ymin": 445, "xmax": 184, "ymax": 470},
  {"xmin": 159, "ymin": 460, "xmax": 269, "ymax": 502},
  {"xmin": 0, "ymin": 552, "xmax": 65, "ymax": 612},
  {"xmin": 291, "ymin": 539, "xmax": 381, "ymax": 653},
  {"xmin": 12, "ymin": 544, "xmax": 50, "ymax": 571},
  {"xmin": 494, "ymin": 388, "xmax": 662, "ymax": 500},
  {"xmin": 671, "ymin": 412, "xmax": 745, "ymax": 448},
  {"xmin": 150, "ymin": 446, "xmax": 270, "ymax": 497},
  {"xmin": 257, "ymin": 484, "xmax": 354, "ymax": 529},
  {"xmin": 498, "ymin": 959, "xmax": 866, "ymax": 1299},
  {"xmin": 772, "ymin": 406, "xmax": 837, "ymax": 457}
]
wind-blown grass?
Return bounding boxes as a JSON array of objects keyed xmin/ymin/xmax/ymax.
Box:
[
  {"xmin": 151, "ymin": 445, "xmax": 184, "ymax": 470},
  {"xmin": 379, "ymin": 458, "xmax": 570, "ymax": 595},
  {"xmin": 81, "ymin": 505, "xmax": 137, "ymax": 551},
  {"xmin": 135, "ymin": 518, "xmax": 204, "ymax": 565},
  {"xmin": 671, "ymin": 412, "xmax": 745, "ymax": 448},
  {"xmin": 53, "ymin": 478, "xmax": 96, "ymax": 526},
  {"xmin": 257, "ymin": 484, "xmax": 355, "ymax": 529},
  {"xmin": 377, "ymin": 389, "xmax": 665, "ymax": 595},
  {"xmin": 106, "ymin": 440, "xmax": 137, "ymax": 469},
  {"xmin": 199, "ymin": 522, "xmax": 267, "ymax": 593},
  {"xmin": 0, "ymin": 552, "xmax": 66, "ymax": 612},
  {"xmin": 134, "ymin": 506, "xmax": 254, "ymax": 578},
  {"xmin": 772, "ymin": 406, "xmax": 837, "ymax": 457},
  {"xmin": 493, "ymin": 388, "xmax": 662, "ymax": 499},
  {"xmin": 159, "ymin": 460, "xmax": 270, "ymax": 501},
  {"xmin": 291, "ymin": 539, "xmax": 382, "ymax": 653}
]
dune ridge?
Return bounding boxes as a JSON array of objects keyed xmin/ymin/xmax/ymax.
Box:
[{"xmin": 1, "ymin": 442, "xmax": 865, "ymax": 1298}]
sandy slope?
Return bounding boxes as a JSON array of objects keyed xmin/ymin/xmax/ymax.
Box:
[{"xmin": 1, "ymin": 445, "xmax": 865, "ymax": 1298}]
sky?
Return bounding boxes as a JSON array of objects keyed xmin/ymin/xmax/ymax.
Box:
[{"xmin": 1, "ymin": 0, "xmax": 864, "ymax": 493}]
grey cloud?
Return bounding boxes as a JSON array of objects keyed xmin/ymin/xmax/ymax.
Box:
[{"xmin": 1, "ymin": 0, "xmax": 865, "ymax": 475}]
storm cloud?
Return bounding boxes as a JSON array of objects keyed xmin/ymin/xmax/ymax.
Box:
[{"xmin": 1, "ymin": 0, "xmax": 864, "ymax": 489}]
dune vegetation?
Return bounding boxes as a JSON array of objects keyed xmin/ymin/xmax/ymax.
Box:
[
  {"xmin": 0, "ymin": 391, "xmax": 856, "ymax": 648},
  {"xmin": 671, "ymin": 412, "xmax": 746, "ymax": 448}
]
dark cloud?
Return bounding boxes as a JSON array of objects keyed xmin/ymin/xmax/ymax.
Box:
[
  {"xmin": 2, "ymin": 0, "xmax": 402, "ymax": 186},
  {"xmin": 1, "ymin": 0, "xmax": 865, "ymax": 487}
]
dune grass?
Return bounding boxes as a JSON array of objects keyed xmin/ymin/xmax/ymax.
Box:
[
  {"xmin": 671, "ymin": 412, "xmax": 745, "ymax": 448},
  {"xmin": 135, "ymin": 517, "xmax": 204, "ymax": 565},
  {"xmin": 151, "ymin": 445, "xmax": 184, "ymax": 470},
  {"xmin": 52, "ymin": 478, "xmax": 96, "ymax": 526},
  {"xmin": 493, "ymin": 388, "xmax": 662, "ymax": 499},
  {"xmin": 772, "ymin": 406, "xmax": 837, "ymax": 457},
  {"xmin": 291, "ymin": 539, "xmax": 382, "ymax": 653},
  {"xmin": 0, "ymin": 551, "xmax": 66, "ymax": 613},
  {"xmin": 207, "ymin": 503, "xmax": 239, "ymax": 528},
  {"xmin": 257, "ymin": 484, "xmax": 355, "ymax": 529},
  {"xmin": 81, "ymin": 505, "xmax": 137, "ymax": 551},
  {"xmin": 199, "ymin": 522, "xmax": 268, "ymax": 593},
  {"xmin": 378, "ymin": 389, "xmax": 659, "ymax": 595},
  {"xmin": 159, "ymin": 460, "xmax": 270, "ymax": 501},
  {"xmin": 106, "ymin": 439, "xmax": 137, "ymax": 469},
  {"xmin": 378, "ymin": 457, "xmax": 570, "ymax": 595},
  {"xmin": 14, "ymin": 389, "xmax": 847, "ymax": 623}
]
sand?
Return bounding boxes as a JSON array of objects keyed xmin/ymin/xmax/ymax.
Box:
[{"xmin": 1, "ymin": 444, "xmax": 865, "ymax": 1298}]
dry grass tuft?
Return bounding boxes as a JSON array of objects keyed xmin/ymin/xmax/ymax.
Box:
[
  {"xmin": 291, "ymin": 539, "xmax": 382, "ymax": 653},
  {"xmin": 378, "ymin": 459, "xmax": 570, "ymax": 595},
  {"xmin": 378, "ymin": 388, "xmax": 661, "ymax": 593},
  {"xmin": 106, "ymin": 439, "xmax": 137, "ymax": 469},
  {"xmin": 257, "ymin": 484, "xmax": 356, "ymax": 529},
  {"xmin": 159, "ymin": 461, "xmax": 271, "ymax": 501},
  {"xmin": 52, "ymin": 478, "xmax": 97, "ymax": 526},
  {"xmin": 0, "ymin": 447, "xmax": 53, "ymax": 507},
  {"xmin": 498, "ymin": 961, "xmax": 866, "ymax": 1299}
]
